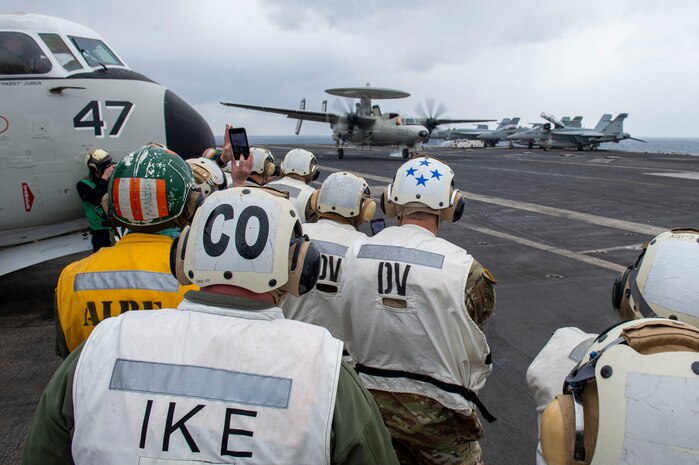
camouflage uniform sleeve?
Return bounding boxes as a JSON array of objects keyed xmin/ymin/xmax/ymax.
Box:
[
  {"xmin": 331, "ymin": 362, "xmax": 399, "ymax": 465},
  {"xmin": 21, "ymin": 343, "xmax": 82, "ymax": 465},
  {"xmin": 465, "ymin": 259, "xmax": 497, "ymax": 330}
]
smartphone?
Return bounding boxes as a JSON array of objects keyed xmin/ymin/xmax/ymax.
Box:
[
  {"xmin": 370, "ymin": 218, "xmax": 386, "ymax": 236},
  {"xmin": 228, "ymin": 127, "xmax": 250, "ymax": 160}
]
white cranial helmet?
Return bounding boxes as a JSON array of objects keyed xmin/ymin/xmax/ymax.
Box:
[
  {"xmin": 250, "ymin": 147, "xmax": 276, "ymax": 176},
  {"xmin": 381, "ymin": 156, "xmax": 464, "ymax": 223},
  {"xmin": 186, "ymin": 157, "xmax": 227, "ymax": 198},
  {"xmin": 311, "ymin": 172, "xmax": 376, "ymax": 224},
  {"xmin": 171, "ymin": 187, "xmax": 321, "ymax": 297},
  {"xmin": 613, "ymin": 228, "xmax": 699, "ymax": 328},
  {"xmin": 281, "ymin": 148, "xmax": 317, "ymax": 177}
]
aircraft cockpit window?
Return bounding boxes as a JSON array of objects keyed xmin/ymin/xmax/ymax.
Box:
[
  {"xmin": 0, "ymin": 32, "xmax": 52, "ymax": 75},
  {"xmin": 39, "ymin": 33, "xmax": 83, "ymax": 72},
  {"xmin": 69, "ymin": 36, "xmax": 123, "ymax": 68},
  {"xmin": 403, "ymin": 118, "xmax": 417, "ymax": 125}
]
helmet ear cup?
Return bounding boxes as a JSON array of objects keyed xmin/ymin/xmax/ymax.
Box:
[
  {"xmin": 281, "ymin": 235, "xmax": 321, "ymax": 296},
  {"xmin": 441, "ymin": 190, "xmax": 465, "ymax": 223},
  {"xmin": 309, "ymin": 189, "xmax": 321, "ymax": 216},
  {"xmin": 169, "ymin": 226, "xmax": 192, "ymax": 286},
  {"xmin": 381, "ymin": 186, "xmax": 399, "ymax": 218},
  {"xmin": 612, "ymin": 266, "xmax": 633, "ymax": 316},
  {"xmin": 264, "ymin": 160, "xmax": 275, "ymax": 177},
  {"xmin": 179, "ymin": 189, "xmax": 204, "ymax": 227},
  {"xmin": 359, "ymin": 197, "xmax": 377, "ymax": 224}
]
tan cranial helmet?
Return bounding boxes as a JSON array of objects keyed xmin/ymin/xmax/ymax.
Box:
[
  {"xmin": 86, "ymin": 148, "xmax": 112, "ymax": 174},
  {"xmin": 280, "ymin": 148, "xmax": 319, "ymax": 182},
  {"xmin": 541, "ymin": 317, "xmax": 699, "ymax": 465},
  {"xmin": 169, "ymin": 187, "xmax": 321, "ymax": 300},
  {"xmin": 186, "ymin": 157, "xmax": 227, "ymax": 198},
  {"xmin": 250, "ymin": 147, "xmax": 276, "ymax": 176},
  {"xmin": 309, "ymin": 172, "xmax": 376, "ymax": 225},
  {"xmin": 612, "ymin": 228, "xmax": 699, "ymax": 327},
  {"xmin": 380, "ymin": 155, "xmax": 464, "ymax": 223}
]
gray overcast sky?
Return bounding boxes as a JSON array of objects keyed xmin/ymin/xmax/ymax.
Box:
[{"xmin": 6, "ymin": 1, "xmax": 699, "ymax": 137}]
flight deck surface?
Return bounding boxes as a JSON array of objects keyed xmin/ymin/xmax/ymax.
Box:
[{"xmin": 2, "ymin": 145, "xmax": 697, "ymax": 464}]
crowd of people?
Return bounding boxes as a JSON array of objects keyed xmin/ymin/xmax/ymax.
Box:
[{"xmin": 21, "ymin": 125, "xmax": 699, "ymax": 465}]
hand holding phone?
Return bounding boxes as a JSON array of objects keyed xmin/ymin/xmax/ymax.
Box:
[
  {"xmin": 370, "ymin": 218, "xmax": 386, "ymax": 236},
  {"xmin": 227, "ymin": 127, "xmax": 250, "ymax": 160}
]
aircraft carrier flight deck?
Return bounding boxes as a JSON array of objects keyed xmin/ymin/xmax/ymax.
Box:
[{"xmin": 2, "ymin": 145, "xmax": 698, "ymax": 465}]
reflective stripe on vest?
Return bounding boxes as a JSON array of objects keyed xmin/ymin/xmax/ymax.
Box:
[{"xmin": 74, "ymin": 270, "xmax": 180, "ymax": 292}]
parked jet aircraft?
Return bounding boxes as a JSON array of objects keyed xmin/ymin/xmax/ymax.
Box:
[
  {"xmin": 0, "ymin": 13, "xmax": 215, "ymax": 275},
  {"xmin": 430, "ymin": 118, "xmax": 515, "ymax": 141},
  {"xmin": 222, "ymin": 84, "xmax": 493, "ymax": 159},
  {"xmin": 476, "ymin": 117, "xmax": 529, "ymax": 147},
  {"xmin": 507, "ymin": 113, "xmax": 643, "ymax": 151}
]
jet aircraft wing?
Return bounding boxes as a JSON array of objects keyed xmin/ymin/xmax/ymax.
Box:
[{"xmin": 221, "ymin": 102, "xmax": 343, "ymax": 124}]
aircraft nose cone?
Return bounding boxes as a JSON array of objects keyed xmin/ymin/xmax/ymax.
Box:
[
  {"xmin": 164, "ymin": 89, "xmax": 215, "ymax": 158},
  {"xmin": 419, "ymin": 130, "xmax": 429, "ymax": 138}
]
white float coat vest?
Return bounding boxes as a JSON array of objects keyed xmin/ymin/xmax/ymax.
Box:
[
  {"xmin": 526, "ymin": 327, "xmax": 597, "ymax": 465},
  {"xmin": 267, "ymin": 177, "xmax": 315, "ymax": 223},
  {"xmin": 342, "ymin": 224, "xmax": 491, "ymax": 413},
  {"xmin": 72, "ymin": 299, "xmax": 342, "ymax": 464},
  {"xmin": 282, "ymin": 219, "xmax": 367, "ymax": 341}
]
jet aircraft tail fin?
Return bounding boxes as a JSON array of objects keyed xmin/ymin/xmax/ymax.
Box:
[
  {"xmin": 496, "ymin": 118, "xmax": 511, "ymax": 130},
  {"xmin": 602, "ymin": 113, "xmax": 628, "ymax": 135},
  {"xmin": 594, "ymin": 114, "xmax": 613, "ymax": 132}
]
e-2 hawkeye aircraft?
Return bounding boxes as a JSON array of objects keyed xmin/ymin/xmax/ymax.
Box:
[
  {"xmin": 222, "ymin": 84, "xmax": 493, "ymax": 159},
  {"xmin": 0, "ymin": 13, "xmax": 215, "ymax": 275}
]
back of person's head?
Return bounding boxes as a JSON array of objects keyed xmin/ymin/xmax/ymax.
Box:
[
  {"xmin": 86, "ymin": 149, "xmax": 112, "ymax": 175},
  {"xmin": 540, "ymin": 317, "xmax": 699, "ymax": 465},
  {"xmin": 104, "ymin": 143, "xmax": 199, "ymax": 232},
  {"xmin": 280, "ymin": 148, "xmax": 319, "ymax": 183},
  {"xmin": 380, "ymin": 155, "xmax": 464, "ymax": 223},
  {"xmin": 612, "ymin": 228, "xmax": 699, "ymax": 327},
  {"xmin": 309, "ymin": 172, "xmax": 376, "ymax": 226},
  {"xmin": 250, "ymin": 147, "xmax": 276, "ymax": 178},
  {"xmin": 186, "ymin": 157, "xmax": 227, "ymax": 198},
  {"xmin": 170, "ymin": 187, "xmax": 321, "ymax": 303}
]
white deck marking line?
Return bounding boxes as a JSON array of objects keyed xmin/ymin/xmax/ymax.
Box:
[
  {"xmin": 645, "ymin": 172, "xmax": 699, "ymax": 180},
  {"xmin": 458, "ymin": 225, "xmax": 627, "ymax": 272},
  {"xmin": 328, "ymin": 167, "xmax": 667, "ymax": 236},
  {"xmin": 578, "ymin": 243, "xmax": 643, "ymax": 254}
]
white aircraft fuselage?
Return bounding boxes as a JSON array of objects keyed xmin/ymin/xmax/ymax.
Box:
[{"xmin": 0, "ymin": 13, "xmax": 214, "ymax": 273}]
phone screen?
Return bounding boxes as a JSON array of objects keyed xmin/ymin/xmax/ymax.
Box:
[
  {"xmin": 228, "ymin": 128, "xmax": 250, "ymax": 159},
  {"xmin": 370, "ymin": 218, "xmax": 386, "ymax": 236}
]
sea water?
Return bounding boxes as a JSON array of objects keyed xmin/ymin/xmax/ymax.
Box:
[{"xmin": 215, "ymin": 135, "xmax": 699, "ymax": 156}]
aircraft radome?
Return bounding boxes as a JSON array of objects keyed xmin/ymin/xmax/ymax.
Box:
[
  {"xmin": 222, "ymin": 84, "xmax": 494, "ymax": 159},
  {"xmin": 0, "ymin": 13, "xmax": 215, "ymax": 275}
]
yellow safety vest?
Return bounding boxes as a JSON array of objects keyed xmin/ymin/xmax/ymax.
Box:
[{"xmin": 56, "ymin": 233, "xmax": 197, "ymax": 352}]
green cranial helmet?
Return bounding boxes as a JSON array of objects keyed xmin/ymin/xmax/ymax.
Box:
[{"xmin": 107, "ymin": 144, "xmax": 197, "ymax": 231}]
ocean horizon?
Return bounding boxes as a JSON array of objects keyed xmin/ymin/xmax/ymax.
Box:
[{"xmin": 215, "ymin": 135, "xmax": 699, "ymax": 156}]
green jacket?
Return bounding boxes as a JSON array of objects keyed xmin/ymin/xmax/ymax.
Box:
[{"xmin": 23, "ymin": 302, "xmax": 398, "ymax": 465}]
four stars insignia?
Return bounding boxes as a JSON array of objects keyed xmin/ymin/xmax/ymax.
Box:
[{"xmin": 405, "ymin": 160, "xmax": 443, "ymax": 187}]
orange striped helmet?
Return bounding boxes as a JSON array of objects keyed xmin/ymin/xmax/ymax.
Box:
[{"xmin": 107, "ymin": 143, "xmax": 196, "ymax": 231}]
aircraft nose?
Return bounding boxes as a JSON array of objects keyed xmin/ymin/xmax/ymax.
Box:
[{"xmin": 164, "ymin": 89, "xmax": 215, "ymax": 159}]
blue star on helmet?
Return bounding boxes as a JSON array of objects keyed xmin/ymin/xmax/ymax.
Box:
[
  {"xmin": 419, "ymin": 159, "xmax": 431, "ymax": 166},
  {"xmin": 415, "ymin": 174, "xmax": 428, "ymax": 186},
  {"xmin": 405, "ymin": 167, "xmax": 417, "ymax": 177},
  {"xmin": 431, "ymin": 169, "xmax": 442, "ymax": 180}
]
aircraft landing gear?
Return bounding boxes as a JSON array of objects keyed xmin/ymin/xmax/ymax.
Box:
[
  {"xmin": 528, "ymin": 140, "xmax": 534, "ymax": 149},
  {"xmin": 337, "ymin": 148, "xmax": 344, "ymax": 159},
  {"xmin": 402, "ymin": 148, "xmax": 409, "ymax": 159}
]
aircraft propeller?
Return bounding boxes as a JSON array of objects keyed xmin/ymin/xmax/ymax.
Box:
[{"xmin": 416, "ymin": 99, "xmax": 448, "ymax": 131}]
